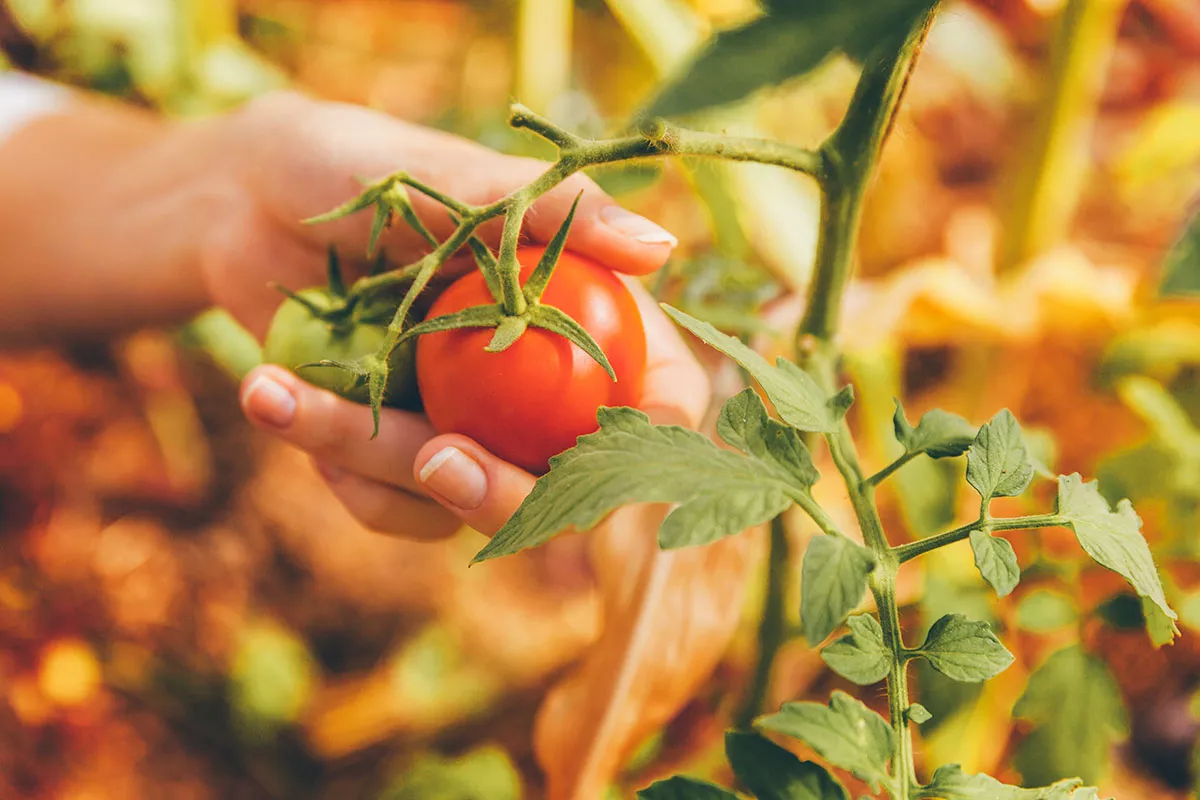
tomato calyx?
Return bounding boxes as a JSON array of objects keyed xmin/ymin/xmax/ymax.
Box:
[{"xmin": 304, "ymin": 173, "xmax": 438, "ymax": 256}]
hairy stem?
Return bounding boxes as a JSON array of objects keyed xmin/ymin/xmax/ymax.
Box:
[
  {"xmin": 893, "ymin": 513, "xmax": 1063, "ymax": 563},
  {"xmin": 735, "ymin": 515, "xmax": 791, "ymax": 729}
]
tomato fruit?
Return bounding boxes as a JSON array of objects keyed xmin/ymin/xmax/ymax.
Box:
[
  {"xmin": 262, "ymin": 288, "xmax": 421, "ymax": 410},
  {"xmin": 416, "ymin": 247, "xmax": 647, "ymax": 474}
]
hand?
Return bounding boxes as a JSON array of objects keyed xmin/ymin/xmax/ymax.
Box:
[{"xmin": 216, "ymin": 92, "xmax": 710, "ymax": 539}]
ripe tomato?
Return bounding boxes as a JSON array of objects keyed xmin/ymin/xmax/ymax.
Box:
[
  {"xmin": 263, "ymin": 288, "xmax": 421, "ymax": 410},
  {"xmin": 416, "ymin": 247, "xmax": 647, "ymax": 474}
]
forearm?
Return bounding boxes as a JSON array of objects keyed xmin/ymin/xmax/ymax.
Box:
[{"xmin": 0, "ymin": 84, "xmax": 234, "ymax": 342}]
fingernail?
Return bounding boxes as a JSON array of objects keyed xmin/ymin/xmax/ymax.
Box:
[
  {"xmin": 600, "ymin": 206, "xmax": 678, "ymax": 247},
  {"xmin": 243, "ymin": 375, "xmax": 296, "ymax": 429},
  {"xmin": 418, "ymin": 446, "xmax": 487, "ymax": 510},
  {"xmin": 314, "ymin": 460, "xmax": 346, "ymax": 484}
]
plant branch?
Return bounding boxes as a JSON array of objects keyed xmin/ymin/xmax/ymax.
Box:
[
  {"xmin": 893, "ymin": 513, "xmax": 1064, "ymax": 564},
  {"xmin": 864, "ymin": 451, "xmax": 918, "ymax": 489}
]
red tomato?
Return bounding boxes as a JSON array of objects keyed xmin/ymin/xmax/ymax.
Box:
[{"xmin": 415, "ymin": 247, "xmax": 647, "ymax": 474}]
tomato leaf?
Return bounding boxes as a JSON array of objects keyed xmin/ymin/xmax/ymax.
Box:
[
  {"xmin": 1055, "ymin": 473, "xmax": 1178, "ymax": 639},
  {"xmin": 907, "ymin": 703, "xmax": 932, "ymax": 724},
  {"xmin": 820, "ymin": 613, "xmax": 891, "ymax": 685},
  {"xmin": 1159, "ymin": 203, "xmax": 1200, "ymax": 297},
  {"xmin": 474, "ymin": 393, "xmax": 816, "ymax": 562},
  {"xmin": 1013, "ymin": 645, "xmax": 1127, "ymax": 787},
  {"xmin": 645, "ymin": 0, "xmax": 937, "ymax": 118},
  {"xmin": 524, "ymin": 193, "xmax": 583, "ymax": 303},
  {"xmin": 636, "ymin": 776, "xmax": 739, "ymax": 799},
  {"xmin": 968, "ymin": 530, "xmax": 1020, "ymax": 598},
  {"xmin": 915, "ymin": 614, "xmax": 1013, "ymax": 683},
  {"xmin": 893, "ymin": 400, "xmax": 977, "ymax": 459},
  {"xmin": 801, "ymin": 535, "xmax": 875, "ymax": 644},
  {"xmin": 756, "ymin": 691, "xmax": 894, "ymax": 792},
  {"xmin": 663, "ymin": 305, "xmax": 852, "ymax": 433},
  {"xmin": 724, "ymin": 731, "xmax": 849, "ymax": 800},
  {"xmin": 966, "ymin": 410, "xmax": 1034, "ymax": 502},
  {"xmin": 528, "ymin": 304, "xmax": 616, "ymax": 380},
  {"xmin": 918, "ymin": 764, "xmax": 1100, "ymax": 799}
]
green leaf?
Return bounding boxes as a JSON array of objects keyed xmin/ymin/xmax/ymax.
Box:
[
  {"xmin": 474, "ymin": 396, "xmax": 813, "ymax": 562},
  {"xmin": 801, "ymin": 536, "xmax": 875, "ymax": 644},
  {"xmin": 645, "ymin": 0, "xmax": 937, "ymax": 118},
  {"xmin": 756, "ymin": 691, "xmax": 894, "ymax": 791},
  {"xmin": 636, "ymin": 776, "xmax": 739, "ymax": 800},
  {"xmin": 529, "ymin": 304, "xmax": 616, "ymax": 380},
  {"xmin": 907, "ymin": 703, "xmax": 932, "ymax": 725},
  {"xmin": 968, "ymin": 530, "xmax": 1020, "ymax": 597},
  {"xmin": 916, "ymin": 614, "xmax": 1014, "ymax": 683},
  {"xmin": 1014, "ymin": 645, "xmax": 1127, "ymax": 787},
  {"xmin": 1015, "ymin": 589, "xmax": 1078, "ymax": 633},
  {"xmin": 1055, "ymin": 473, "xmax": 1178, "ymax": 639},
  {"xmin": 966, "ymin": 410, "xmax": 1034, "ymax": 501},
  {"xmin": 893, "ymin": 400, "xmax": 976, "ymax": 459},
  {"xmin": 820, "ymin": 614, "xmax": 891, "ymax": 685},
  {"xmin": 717, "ymin": 388, "xmax": 820, "ymax": 491},
  {"xmin": 724, "ymin": 731, "xmax": 849, "ymax": 800},
  {"xmin": 918, "ymin": 764, "xmax": 1097, "ymax": 799},
  {"xmin": 1159, "ymin": 204, "xmax": 1200, "ymax": 297},
  {"xmin": 663, "ymin": 305, "xmax": 852, "ymax": 433},
  {"xmin": 382, "ymin": 746, "xmax": 522, "ymax": 800}
]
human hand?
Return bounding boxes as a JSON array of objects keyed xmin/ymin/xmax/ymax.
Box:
[{"xmin": 208, "ymin": 91, "xmax": 710, "ymax": 539}]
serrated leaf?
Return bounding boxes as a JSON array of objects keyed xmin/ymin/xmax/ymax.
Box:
[
  {"xmin": 1159, "ymin": 204, "xmax": 1200, "ymax": 297},
  {"xmin": 663, "ymin": 305, "xmax": 851, "ymax": 433},
  {"xmin": 724, "ymin": 731, "xmax": 849, "ymax": 800},
  {"xmin": 820, "ymin": 614, "xmax": 891, "ymax": 685},
  {"xmin": 756, "ymin": 691, "xmax": 894, "ymax": 791},
  {"xmin": 907, "ymin": 704, "xmax": 932, "ymax": 724},
  {"xmin": 966, "ymin": 410, "xmax": 1034, "ymax": 501},
  {"xmin": 717, "ymin": 388, "xmax": 819, "ymax": 491},
  {"xmin": 968, "ymin": 530, "xmax": 1020, "ymax": 597},
  {"xmin": 636, "ymin": 776, "xmax": 739, "ymax": 800},
  {"xmin": 529, "ymin": 304, "xmax": 616, "ymax": 380},
  {"xmin": 917, "ymin": 614, "xmax": 1013, "ymax": 683},
  {"xmin": 645, "ymin": 0, "xmax": 937, "ymax": 118},
  {"xmin": 918, "ymin": 764, "xmax": 1096, "ymax": 799},
  {"xmin": 801, "ymin": 536, "xmax": 875, "ymax": 644},
  {"xmin": 893, "ymin": 400, "xmax": 977, "ymax": 459},
  {"xmin": 1014, "ymin": 645, "xmax": 1127, "ymax": 787},
  {"xmin": 474, "ymin": 399, "xmax": 813, "ymax": 562},
  {"xmin": 1055, "ymin": 473, "xmax": 1178, "ymax": 638}
]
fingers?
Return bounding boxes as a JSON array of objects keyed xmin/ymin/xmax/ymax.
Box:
[
  {"xmin": 412, "ymin": 435, "xmax": 537, "ymax": 538},
  {"xmin": 313, "ymin": 460, "xmax": 461, "ymax": 541}
]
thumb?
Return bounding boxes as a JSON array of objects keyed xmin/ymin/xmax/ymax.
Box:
[{"xmin": 413, "ymin": 434, "xmax": 536, "ymax": 537}]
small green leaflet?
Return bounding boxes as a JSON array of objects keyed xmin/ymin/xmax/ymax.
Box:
[
  {"xmin": 724, "ymin": 731, "xmax": 849, "ymax": 800},
  {"xmin": 636, "ymin": 776, "xmax": 738, "ymax": 799},
  {"xmin": 801, "ymin": 536, "xmax": 876, "ymax": 644},
  {"xmin": 918, "ymin": 765, "xmax": 1101, "ymax": 799},
  {"xmin": 916, "ymin": 614, "xmax": 1014, "ymax": 683},
  {"xmin": 663, "ymin": 306, "xmax": 853, "ymax": 433},
  {"xmin": 474, "ymin": 391, "xmax": 818, "ymax": 562},
  {"xmin": 1013, "ymin": 645, "xmax": 1127, "ymax": 787},
  {"xmin": 820, "ymin": 614, "xmax": 891, "ymax": 685},
  {"xmin": 968, "ymin": 530, "xmax": 1020, "ymax": 597},
  {"xmin": 893, "ymin": 400, "xmax": 976, "ymax": 459},
  {"xmin": 645, "ymin": 0, "xmax": 938, "ymax": 118},
  {"xmin": 756, "ymin": 691, "xmax": 894, "ymax": 791},
  {"xmin": 1158, "ymin": 203, "xmax": 1200, "ymax": 297},
  {"xmin": 1055, "ymin": 473, "xmax": 1178, "ymax": 640},
  {"xmin": 907, "ymin": 704, "xmax": 932, "ymax": 724},
  {"xmin": 966, "ymin": 410, "xmax": 1034, "ymax": 501}
]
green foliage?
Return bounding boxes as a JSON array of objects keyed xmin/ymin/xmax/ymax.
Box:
[
  {"xmin": 1015, "ymin": 589, "xmax": 1079, "ymax": 633},
  {"xmin": 646, "ymin": 0, "xmax": 938, "ymax": 118},
  {"xmin": 474, "ymin": 390, "xmax": 819, "ymax": 561},
  {"xmin": 966, "ymin": 410, "xmax": 1034, "ymax": 502},
  {"xmin": 968, "ymin": 530, "xmax": 1020, "ymax": 597},
  {"xmin": 724, "ymin": 731, "xmax": 849, "ymax": 800},
  {"xmin": 1013, "ymin": 646, "xmax": 1128, "ymax": 788},
  {"xmin": 1159, "ymin": 205, "xmax": 1200, "ymax": 297},
  {"xmin": 229, "ymin": 622, "xmax": 315, "ymax": 742},
  {"xmin": 914, "ymin": 614, "xmax": 1014, "ymax": 683},
  {"xmin": 756, "ymin": 692, "xmax": 894, "ymax": 792},
  {"xmin": 892, "ymin": 401, "xmax": 976, "ymax": 459},
  {"xmin": 820, "ymin": 614, "xmax": 891, "ymax": 685},
  {"xmin": 918, "ymin": 765, "xmax": 1100, "ymax": 799},
  {"xmin": 800, "ymin": 536, "xmax": 875, "ymax": 644},
  {"xmin": 382, "ymin": 746, "xmax": 522, "ymax": 800},
  {"xmin": 1054, "ymin": 473, "xmax": 1179, "ymax": 638},
  {"xmin": 637, "ymin": 776, "xmax": 740, "ymax": 800},
  {"xmin": 663, "ymin": 307, "xmax": 853, "ymax": 434}
]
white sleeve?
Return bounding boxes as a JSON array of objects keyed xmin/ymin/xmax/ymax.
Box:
[{"xmin": 0, "ymin": 71, "xmax": 70, "ymax": 144}]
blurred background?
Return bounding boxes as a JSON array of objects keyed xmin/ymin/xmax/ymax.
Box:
[{"xmin": 1, "ymin": 0, "xmax": 1200, "ymax": 797}]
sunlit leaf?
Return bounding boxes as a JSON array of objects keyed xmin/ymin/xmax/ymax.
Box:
[
  {"xmin": 820, "ymin": 613, "xmax": 891, "ymax": 686},
  {"xmin": 893, "ymin": 400, "xmax": 976, "ymax": 459},
  {"xmin": 968, "ymin": 530, "xmax": 1020, "ymax": 598},
  {"xmin": 918, "ymin": 764, "xmax": 1099, "ymax": 799},
  {"xmin": 966, "ymin": 410, "xmax": 1033, "ymax": 501},
  {"xmin": 916, "ymin": 614, "xmax": 1013, "ymax": 683},
  {"xmin": 800, "ymin": 535, "xmax": 875, "ymax": 644}
]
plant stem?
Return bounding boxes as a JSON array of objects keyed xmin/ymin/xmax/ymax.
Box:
[
  {"xmin": 865, "ymin": 451, "xmax": 918, "ymax": 488},
  {"xmin": 735, "ymin": 515, "xmax": 791, "ymax": 729},
  {"xmin": 892, "ymin": 513, "xmax": 1064, "ymax": 564}
]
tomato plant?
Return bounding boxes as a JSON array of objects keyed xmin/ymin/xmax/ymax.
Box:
[{"xmin": 416, "ymin": 246, "xmax": 645, "ymax": 474}]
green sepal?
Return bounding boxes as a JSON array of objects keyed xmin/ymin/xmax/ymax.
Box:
[
  {"xmin": 326, "ymin": 245, "xmax": 347, "ymax": 297},
  {"xmin": 367, "ymin": 358, "xmax": 388, "ymax": 439},
  {"xmin": 486, "ymin": 316, "xmax": 529, "ymax": 352},
  {"xmin": 381, "ymin": 180, "xmax": 437, "ymax": 247},
  {"xmin": 394, "ymin": 304, "xmax": 507, "ymax": 346},
  {"xmin": 462, "ymin": 228, "xmax": 504, "ymax": 304},
  {"xmin": 301, "ymin": 183, "xmax": 385, "ymax": 225},
  {"xmin": 367, "ymin": 202, "xmax": 392, "ymax": 258},
  {"xmin": 528, "ymin": 304, "xmax": 617, "ymax": 380},
  {"xmin": 523, "ymin": 192, "xmax": 583, "ymax": 303}
]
